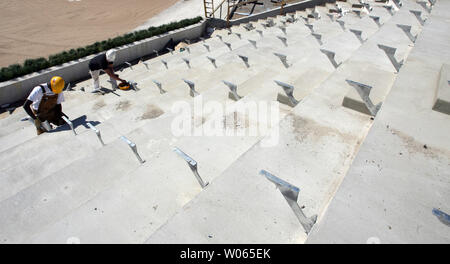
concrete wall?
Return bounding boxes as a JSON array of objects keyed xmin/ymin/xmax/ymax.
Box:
[{"xmin": 0, "ymin": 21, "xmax": 207, "ymax": 106}]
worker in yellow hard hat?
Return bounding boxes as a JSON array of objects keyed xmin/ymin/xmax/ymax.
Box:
[{"xmin": 23, "ymin": 76, "xmax": 67, "ymax": 135}]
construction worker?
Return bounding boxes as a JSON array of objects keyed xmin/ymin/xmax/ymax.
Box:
[
  {"xmin": 23, "ymin": 76, "xmax": 66, "ymax": 135},
  {"xmin": 88, "ymin": 49, "xmax": 126, "ymax": 93}
]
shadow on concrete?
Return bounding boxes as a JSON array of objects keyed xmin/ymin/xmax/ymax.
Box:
[
  {"xmin": 99, "ymin": 87, "xmax": 121, "ymax": 97},
  {"xmin": 48, "ymin": 115, "xmax": 101, "ymax": 133},
  {"xmin": 0, "ymin": 100, "xmax": 26, "ymax": 115}
]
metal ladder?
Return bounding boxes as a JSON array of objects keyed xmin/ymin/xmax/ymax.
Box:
[{"xmin": 204, "ymin": 0, "xmax": 215, "ymax": 18}]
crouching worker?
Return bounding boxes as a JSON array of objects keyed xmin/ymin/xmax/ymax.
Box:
[
  {"xmin": 23, "ymin": 76, "xmax": 66, "ymax": 135},
  {"xmin": 88, "ymin": 49, "xmax": 126, "ymax": 93}
]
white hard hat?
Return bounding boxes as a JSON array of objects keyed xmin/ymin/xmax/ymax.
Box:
[{"xmin": 106, "ymin": 49, "xmax": 117, "ymax": 62}]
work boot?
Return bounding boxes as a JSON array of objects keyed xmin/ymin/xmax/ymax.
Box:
[
  {"xmin": 34, "ymin": 119, "xmax": 45, "ymax": 135},
  {"xmin": 36, "ymin": 127, "xmax": 45, "ymax": 135}
]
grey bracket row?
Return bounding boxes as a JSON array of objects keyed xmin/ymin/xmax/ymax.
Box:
[
  {"xmin": 336, "ymin": 20, "xmax": 345, "ymax": 31},
  {"xmin": 274, "ymin": 80, "xmax": 300, "ymax": 107},
  {"xmin": 152, "ymin": 80, "xmax": 167, "ymax": 94},
  {"xmin": 370, "ymin": 16, "xmax": 382, "ymax": 28},
  {"xmin": 256, "ymin": 30, "xmax": 263, "ymax": 37},
  {"xmin": 287, "ymin": 14, "xmax": 297, "ymax": 23},
  {"xmin": 326, "ymin": 13, "xmax": 335, "ymax": 22},
  {"xmin": 273, "ymin": 53, "xmax": 291, "ymax": 68},
  {"xmin": 238, "ymin": 54, "xmax": 250, "ymax": 68},
  {"xmin": 207, "ymin": 56, "xmax": 217, "ymax": 68},
  {"xmin": 378, "ymin": 44, "xmax": 403, "ymax": 72},
  {"xmin": 124, "ymin": 61, "xmax": 133, "ymax": 70},
  {"xmin": 224, "ymin": 42, "xmax": 232, "ymax": 51},
  {"xmin": 410, "ymin": 10, "xmax": 426, "ymax": 26},
  {"xmin": 243, "ymin": 23, "xmax": 255, "ymax": 31},
  {"xmin": 61, "ymin": 116, "xmax": 76, "ymax": 135},
  {"xmin": 119, "ymin": 61, "xmax": 133, "ymax": 72},
  {"xmin": 174, "ymin": 147, "xmax": 209, "ymax": 188},
  {"xmin": 87, "ymin": 122, "xmax": 105, "ymax": 146},
  {"xmin": 300, "ymin": 16, "xmax": 309, "ymax": 24},
  {"xmin": 161, "ymin": 59, "xmax": 168, "ymax": 69},
  {"xmin": 397, "ymin": 24, "xmax": 417, "ymax": 43},
  {"xmin": 264, "ymin": 19, "xmax": 276, "ymax": 28},
  {"xmin": 360, "ymin": 0, "xmax": 373, "ymax": 12},
  {"xmin": 334, "ymin": 3, "xmax": 343, "ymax": 16},
  {"xmin": 65, "ymin": 83, "xmax": 73, "ymax": 91},
  {"xmin": 312, "ymin": 33, "xmax": 323, "ymax": 45},
  {"xmin": 417, "ymin": 1, "xmax": 431, "ymax": 13},
  {"xmin": 305, "ymin": 23, "xmax": 314, "ymax": 33},
  {"xmin": 222, "ymin": 80, "xmax": 242, "ymax": 101},
  {"xmin": 349, "ymin": 29, "xmax": 366, "ymax": 44},
  {"xmin": 139, "ymin": 59, "xmax": 150, "ymax": 70},
  {"xmin": 260, "ymin": 170, "xmax": 317, "ymax": 234},
  {"xmin": 320, "ymin": 49, "xmax": 341, "ymax": 69},
  {"xmin": 182, "ymin": 79, "xmax": 199, "ymax": 97},
  {"xmin": 431, "ymin": 64, "xmax": 450, "ymax": 115},
  {"xmin": 182, "ymin": 58, "xmax": 191, "ymax": 68},
  {"xmin": 120, "ymin": 136, "xmax": 145, "ymax": 164},
  {"xmin": 418, "ymin": 0, "xmax": 434, "ymax": 13},
  {"xmin": 392, "ymin": 0, "xmax": 403, "ymax": 9},
  {"xmin": 310, "ymin": 8, "xmax": 321, "ymax": 19},
  {"xmin": 432, "ymin": 208, "xmax": 450, "ymax": 227},
  {"xmin": 127, "ymin": 80, "xmax": 139, "ymax": 92},
  {"xmin": 384, "ymin": 5, "xmax": 396, "ymax": 16},
  {"xmin": 277, "ymin": 36, "xmax": 288, "ymax": 47},
  {"xmin": 346, "ymin": 79, "xmax": 382, "ymax": 116}
]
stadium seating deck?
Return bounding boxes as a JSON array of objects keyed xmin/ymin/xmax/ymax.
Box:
[{"xmin": 0, "ymin": 0, "xmax": 448, "ymax": 244}]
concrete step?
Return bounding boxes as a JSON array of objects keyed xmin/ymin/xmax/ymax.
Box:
[
  {"xmin": 145, "ymin": 94, "xmax": 372, "ymax": 243},
  {"xmin": 145, "ymin": 2, "xmax": 424, "ymax": 243},
  {"xmin": 307, "ymin": 0, "xmax": 450, "ymax": 243},
  {"xmin": 0, "ymin": 132, "xmax": 144, "ymax": 243},
  {"xmin": 0, "ymin": 0, "xmax": 401, "ymax": 158},
  {"xmin": 0, "ymin": 0, "xmax": 432, "ymax": 244},
  {"xmin": 0, "ymin": 91, "xmax": 186, "ymax": 203},
  {"xmin": 24, "ymin": 110, "xmax": 266, "ymax": 243}
]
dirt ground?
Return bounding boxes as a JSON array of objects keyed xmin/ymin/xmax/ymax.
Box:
[{"xmin": 0, "ymin": 0, "xmax": 183, "ymax": 68}]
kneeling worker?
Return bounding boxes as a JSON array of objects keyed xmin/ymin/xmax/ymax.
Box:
[
  {"xmin": 23, "ymin": 76, "xmax": 66, "ymax": 135},
  {"xmin": 88, "ymin": 49, "xmax": 126, "ymax": 93}
]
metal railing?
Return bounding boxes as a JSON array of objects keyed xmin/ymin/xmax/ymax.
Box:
[{"xmin": 204, "ymin": 0, "xmax": 256, "ymax": 27}]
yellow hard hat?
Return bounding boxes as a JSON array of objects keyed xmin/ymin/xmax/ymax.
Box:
[
  {"xmin": 118, "ymin": 82, "xmax": 130, "ymax": 90},
  {"xmin": 50, "ymin": 76, "xmax": 65, "ymax": 94}
]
